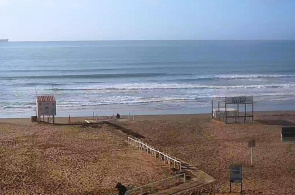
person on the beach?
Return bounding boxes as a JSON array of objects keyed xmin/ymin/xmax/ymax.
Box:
[
  {"xmin": 115, "ymin": 182, "xmax": 127, "ymax": 195},
  {"xmin": 116, "ymin": 113, "xmax": 120, "ymax": 119}
]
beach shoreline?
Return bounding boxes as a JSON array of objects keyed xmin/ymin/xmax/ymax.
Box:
[{"xmin": 1, "ymin": 110, "xmax": 295, "ymax": 122}]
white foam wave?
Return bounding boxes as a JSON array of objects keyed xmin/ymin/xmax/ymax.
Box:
[
  {"xmin": 215, "ymin": 74, "xmax": 295, "ymax": 79},
  {"xmin": 51, "ymin": 83, "xmax": 295, "ymax": 91}
]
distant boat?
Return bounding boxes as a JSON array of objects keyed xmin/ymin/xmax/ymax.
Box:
[{"xmin": 0, "ymin": 39, "xmax": 8, "ymax": 42}]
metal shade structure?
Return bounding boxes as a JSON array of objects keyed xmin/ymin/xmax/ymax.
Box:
[{"xmin": 212, "ymin": 96, "xmax": 254, "ymax": 124}]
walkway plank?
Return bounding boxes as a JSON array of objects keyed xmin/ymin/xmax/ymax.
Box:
[{"xmin": 151, "ymin": 181, "xmax": 206, "ymax": 195}]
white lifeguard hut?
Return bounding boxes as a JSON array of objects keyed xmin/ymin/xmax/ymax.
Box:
[
  {"xmin": 212, "ymin": 96, "xmax": 254, "ymax": 124},
  {"xmin": 36, "ymin": 95, "xmax": 56, "ymax": 123}
]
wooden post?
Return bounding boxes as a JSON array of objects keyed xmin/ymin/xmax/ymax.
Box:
[
  {"xmin": 133, "ymin": 115, "xmax": 135, "ymax": 121},
  {"xmin": 244, "ymin": 104, "xmax": 247, "ymax": 123},
  {"xmin": 69, "ymin": 115, "xmax": 71, "ymax": 123},
  {"xmin": 252, "ymin": 102, "xmax": 254, "ymax": 122},
  {"xmin": 224, "ymin": 103, "xmax": 227, "ymax": 124},
  {"xmin": 218, "ymin": 102, "xmax": 220, "ymax": 121},
  {"xmin": 53, "ymin": 114, "xmax": 55, "ymax": 124},
  {"xmin": 238, "ymin": 104, "xmax": 240, "ymax": 122},
  {"xmin": 129, "ymin": 113, "xmax": 130, "ymax": 119},
  {"xmin": 211, "ymin": 99, "xmax": 213, "ymax": 119},
  {"xmin": 235, "ymin": 104, "xmax": 238, "ymax": 123},
  {"xmin": 250, "ymin": 147, "xmax": 253, "ymax": 167}
]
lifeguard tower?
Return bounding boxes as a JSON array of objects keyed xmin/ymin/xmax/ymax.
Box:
[{"xmin": 36, "ymin": 95, "xmax": 56, "ymax": 123}]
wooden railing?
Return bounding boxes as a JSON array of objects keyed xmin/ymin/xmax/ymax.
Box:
[{"xmin": 127, "ymin": 137, "xmax": 182, "ymax": 171}]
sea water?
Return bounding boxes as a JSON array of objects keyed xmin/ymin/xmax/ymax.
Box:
[{"xmin": 0, "ymin": 40, "xmax": 295, "ymax": 118}]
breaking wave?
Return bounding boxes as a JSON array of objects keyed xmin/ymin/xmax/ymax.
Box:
[{"xmin": 47, "ymin": 83, "xmax": 295, "ymax": 91}]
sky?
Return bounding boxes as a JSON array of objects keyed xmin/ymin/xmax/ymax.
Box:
[{"xmin": 0, "ymin": 0, "xmax": 294, "ymax": 41}]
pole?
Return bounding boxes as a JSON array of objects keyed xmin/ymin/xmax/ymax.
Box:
[
  {"xmin": 252, "ymin": 102, "xmax": 254, "ymax": 122},
  {"xmin": 244, "ymin": 104, "xmax": 246, "ymax": 122},
  {"xmin": 224, "ymin": 103, "xmax": 227, "ymax": 124},
  {"xmin": 69, "ymin": 115, "xmax": 71, "ymax": 124},
  {"xmin": 35, "ymin": 87, "xmax": 38, "ymax": 116},
  {"xmin": 250, "ymin": 147, "xmax": 253, "ymax": 167},
  {"xmin": 211, "ymin": 100, "xmax": 213, "ymax": 119},
  {"xmin": 235, "ymin": 104, "xmax": 239, "ymax": 123},
  {"xmin": 218, "ymin": 102, "xmax": 220, "ymax": 121},
  {"xmin": 238, "ymin": 104, "xmax": 240, "ymax": 122}
]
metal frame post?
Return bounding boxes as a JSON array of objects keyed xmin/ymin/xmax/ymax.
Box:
[
  {"xmin": 224, "ymin": 103, "xmax": 227, "ymax": 124},
  {"xmin": 244, "ymin": 104, "xmax": 246, "ymax": 123},
  {"xmin": 212, "ymin": 99, "xmax": 213, "ymax": 119},
  {"xmin": 252, "ymin": 102, "xmax": 254, "ymax": 122},
  {"xmin": 250, "ymin": 147, "xmax": 253, "ymax": 167},
  {"xmin": 218, "ymin": 101, "xmax": 220, "ymax": 120}
]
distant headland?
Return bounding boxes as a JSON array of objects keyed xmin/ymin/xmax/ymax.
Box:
[{"xmin": 0, "ymin": 39, "xmax": 9, "ymax": 42}]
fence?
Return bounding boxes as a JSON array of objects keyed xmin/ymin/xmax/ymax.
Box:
[
  {"xmin": 127, "ymin": 137, "xmax": 182, "ymax": 171},
  {"xmin": 125, "ymin": 173, "xmax": 186, "ymax": 195}
]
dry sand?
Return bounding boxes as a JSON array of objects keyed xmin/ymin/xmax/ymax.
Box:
[
  {"xmin": 0, "ymin": 121, "xmax": 172, "ymax": 195},
  {"xmin": 0, "ymin": 112, "xmax": 295, "ymax": 194},
  {"xmin": 118, "ymin": 112, "xmax": 295, "ymax": 195}
]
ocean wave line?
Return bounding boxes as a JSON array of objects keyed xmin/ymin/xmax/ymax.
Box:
[
  {"xmin": 46, "ymin": 83, "xmax": 295, "ymax": 91},
  {"xmin": 0, "ymin": 73, "xmax": 175, "ymax": 80}
]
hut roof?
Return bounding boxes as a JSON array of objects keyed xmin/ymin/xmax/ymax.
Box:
[{"xmin": 37, "ymin": 96, "xmax": 56, "ymax": 102}]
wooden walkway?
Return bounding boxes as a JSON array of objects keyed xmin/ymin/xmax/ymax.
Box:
[
  {"xmin": 152, "ymin": 162, "xmax": 215, "ymax": 194},
  {"xmin": 127, "ymin": 137, "xmax": 215, "ymax": 195},
  {"xmin": 151, "ymin": 180, "xmax": 208, "ymax": 195}
]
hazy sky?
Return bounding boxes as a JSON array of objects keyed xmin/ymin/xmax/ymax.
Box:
[{"xmin": 0, "ymin": 0, "xmax": 294, "ymax": 41}]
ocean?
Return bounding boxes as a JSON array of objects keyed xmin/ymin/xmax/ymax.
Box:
[{"xmin": 0, "ymin": 40, "xmax": 295, "ymax": 118}]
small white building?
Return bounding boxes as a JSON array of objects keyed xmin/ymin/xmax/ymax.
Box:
[{"xmin": 36, "ymin": 95, "xmax": 56, "ymax": 122}]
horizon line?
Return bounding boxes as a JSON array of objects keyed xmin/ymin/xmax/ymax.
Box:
[{"xmin": 6, "ymin": 39, "xmax": 295, "ymax": 42}]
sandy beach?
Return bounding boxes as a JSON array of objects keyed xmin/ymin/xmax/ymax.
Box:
[
  {"xmin": 0, "ymin": 111, "xmax": 295, "ymax": 194},
  {"xmin": 0, "ymin": 119, "xmax": 172, "ymax": 194}
]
